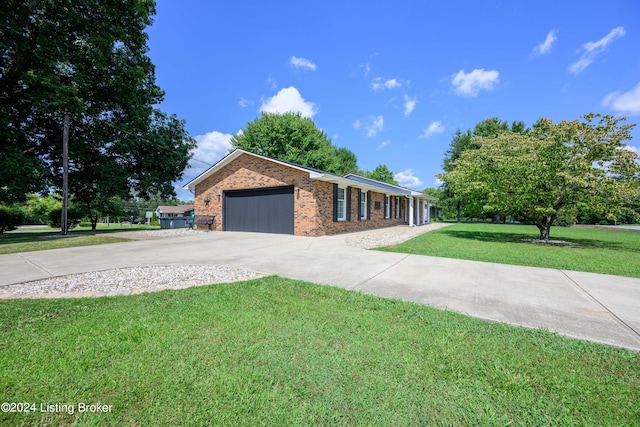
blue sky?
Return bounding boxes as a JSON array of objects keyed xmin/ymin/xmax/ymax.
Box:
[{"xmin": 145, "ymin": 0, "xmax": 640, "ymax": 201}]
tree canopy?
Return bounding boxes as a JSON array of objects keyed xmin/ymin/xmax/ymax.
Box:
[
  {"xmin": 231, "ymin": 112, "xmax": 359, "ymax": 175},
  {"xmin": 439, "ymin": 114, "xmax": 639, "ymax": 240},
  {"xmin": 1, "ymin": 0, "xmax": 195, "ymax": 221},
  {"xmin": 361, "ymin": 164, "xmax": 399, "ymax": 185},
  {"xmin": 440, "ymin": 118, "xmax": 529, "ymax": 221}
]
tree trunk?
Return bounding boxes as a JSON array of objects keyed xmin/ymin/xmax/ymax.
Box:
[
  {"xmin": 536, "ymin": 217, "xmax": 553, "ymax": 241},
  {"xmin": 537, "ymin": 225, "xmax": 550, "ymax": 241},
  {"xmin": 90, "ymin": 213, "xmax": 99, "ymax": 231},
  {"xmin": 457, "ymin": 200, "xmax": 461, "ymax": 223}
]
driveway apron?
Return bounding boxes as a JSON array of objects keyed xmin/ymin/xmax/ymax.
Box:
[{"xmin": 1, "ymin": 230, "xmax": 639, "ymax": 351}]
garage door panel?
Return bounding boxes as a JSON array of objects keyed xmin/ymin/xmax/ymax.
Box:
[{"xmin": 224, "ymin": 186, "xmax": 294, "ymax": 234}]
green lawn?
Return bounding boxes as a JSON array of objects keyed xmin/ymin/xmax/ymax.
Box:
[
  {"xmin": 379, "ymin": 223, "xmax": 640, "ymax": 278},
  {"xmin": 0, "ymin": 225, "xmax": 159, "ymax": 255},
  {"xmin": 1, "ymin": 277, "xmax": 638, "ymax": 426}
]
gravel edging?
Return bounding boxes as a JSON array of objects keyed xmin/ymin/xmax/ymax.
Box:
[
  {"xmin": 1, "ymin": 225, "xmax": 450, "ymax": 299},
  {"xmin": 345, "ymin": 223, "xmax": 452, "ymax": 249},
  {"xmin": 108, "ymin": 228, "xmax": 206, "ymax": 240},
  {"xmin": 0, "ymin": 265, "xmax": 263, "ymax": 297}
]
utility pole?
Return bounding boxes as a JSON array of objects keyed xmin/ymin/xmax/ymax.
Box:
[{"xmin": 61, "ymin": 112, "xmax": 69, "ymax": 236}]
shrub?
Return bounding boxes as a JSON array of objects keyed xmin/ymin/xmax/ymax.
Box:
[
  {"xmin": 150, "ymin": 211, "xmax": 159, "ymax": 227},
  {"xmin": 0, "ymin": 205, "xmax": 24, "ymax": 234},
  {"xmin": 78, "ymin": 221, "xmax": 93, "ymax": 228},
  {"xmin": 47, "ymin": 207, "xmax": 83, "ymax": 230}
]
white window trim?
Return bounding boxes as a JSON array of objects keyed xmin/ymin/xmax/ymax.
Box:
[
  {"xmin": 360, "ymin": 190, "xmax": 367, "ymax": 220},
  {"xmin": 337, "ymin": 186, "xmax": 346, "ymax": 221},
  {"xmin": 384, "ymin": 195, "xmax": 390, "ymax": 219}
]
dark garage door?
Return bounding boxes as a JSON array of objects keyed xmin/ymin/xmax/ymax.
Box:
[{"xmin": 223, "ymin": 186, "xmax": 294, "ymax": 234}]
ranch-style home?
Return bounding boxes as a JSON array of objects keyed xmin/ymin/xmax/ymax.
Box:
[{"xmin": 183, "ymin": 148, "xmax": 437, "ymax": 236}]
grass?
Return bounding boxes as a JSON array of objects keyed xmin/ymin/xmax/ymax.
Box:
[
  {"xmin": 1, "ymin": 276, "xmax": 638, "ymax": 426},
  {"xmin": 0, "ymin": 225, "xmax": 159, "ymax": 255},
  {"xmin": 379, "ymin": 223, "xmax": 640, "ymax": 278}
]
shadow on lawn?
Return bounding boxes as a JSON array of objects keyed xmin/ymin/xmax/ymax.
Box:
[
  {"xmin": 0, "ymin": 229, "xmax": 132, "ymax": 245},
  {"xmin": 438, "ymin": 228, "xmax": 626, "ymax": 251}
]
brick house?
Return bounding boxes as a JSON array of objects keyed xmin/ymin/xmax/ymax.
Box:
[{"xmin": 183, "ymin": 149, "xmax": 437, "ymax": 236}]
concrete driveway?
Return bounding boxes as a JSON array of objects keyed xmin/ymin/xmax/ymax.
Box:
[{"xmin": 1, "ymin": 229, "xmax": 639, "ymax": 351}]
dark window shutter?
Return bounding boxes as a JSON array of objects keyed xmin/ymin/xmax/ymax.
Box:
[
  {"xmin": 346, "ymin": 187, "xmax": 352, "ymax": 221},
  {"xmin": 384, "ymin": 196, "xmax": 388, "ymax": 219},
  {"xmin": 333, "ymin": 183, "xmax": 338, "ymax": 222},
  {"xmin": 357, "ymin": 188, "xmax": 362, "ymax": 221},
  {"xmin": 367, "ymin": 191, "xmax": 372, "ymax": 220},
  {"xmin": 392, "ymin": 196, "xmax": 396, "ymax": 218}
]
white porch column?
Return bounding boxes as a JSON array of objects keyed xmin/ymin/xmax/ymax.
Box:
[
  {"xmin": 426, "ymin": 200, "xmax": 431, "ymax": 223},
  {"xmin": 409, "ymin": 197, "xmax": 414, "ymax": 226}
]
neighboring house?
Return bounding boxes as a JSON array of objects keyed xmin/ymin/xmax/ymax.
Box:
[
  {"xmin": 183, "ymin": 149, "xmax": 437, "ymax": 236},
  {"xmin": 155, "ymin": 205, "xmax": 195, "ymax": 218},
  {"xmin": 155, "ymin": 205, "xmax": 194, "ymax": 229}
]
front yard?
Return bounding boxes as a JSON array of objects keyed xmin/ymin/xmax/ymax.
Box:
[
  {"xmin": 0, "ymin": 225, "xmax": 160, "ymax": 255},
  {"xmin": 378, "ymin": 223, "xmax": 640, "ymax": 278},
  {"xmin": 1, "ymin": 277, "xmax": 639, "ymax": 426}
]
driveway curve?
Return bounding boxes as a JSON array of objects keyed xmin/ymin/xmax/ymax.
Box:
[{"xmin": 1, "ymin": 225, "xmax": 639, "ymax": 352}]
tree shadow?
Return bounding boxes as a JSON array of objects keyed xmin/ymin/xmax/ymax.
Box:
[
  {"xmin": 439, "ymin": 228, "xmax": 629, "ymax": 251},
  {"xmin": 0, "ymin": 228, "xmax": 129, "ymax": 245}
]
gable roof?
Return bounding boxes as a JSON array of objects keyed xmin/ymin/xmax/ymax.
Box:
[
  {"xmin": 183, "ymin": 149, "xmax": 322, "ymax": 191},
  {"xmin": 156, "ymin": 205, "xmax": 194, "ymax": 214},
  {"xmin": 183, "ymin": 148, "xmax": 436, "ymax": 201}
]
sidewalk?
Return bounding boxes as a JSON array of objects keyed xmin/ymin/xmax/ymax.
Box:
[{"xmin": 1, "ymin": 227, "xmax": 639, "ymax": 351}]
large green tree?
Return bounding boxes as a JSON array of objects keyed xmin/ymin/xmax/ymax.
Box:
[
  {"xmin": 0, "ymin": 0, "xmax": 195, "ymax": 218},
  {"xmin": 231, "ymin": 112, "xmax": 359, "ymax": 175},
  {"xmin": 441, "ymin": 118, "xmax": 528, "ymax": 221},
  {"xmin": 439, "ymin": 114, "xmax": 639, "ymax": 241}
]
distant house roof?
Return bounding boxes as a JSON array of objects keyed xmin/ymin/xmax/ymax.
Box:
[
  {"xmin": 183, "ymin": 149, "xmax": 437, "ymax": 201},
  {"xmin": 156, "ymin": 205, "xmax": 194, "ymax": 215}
]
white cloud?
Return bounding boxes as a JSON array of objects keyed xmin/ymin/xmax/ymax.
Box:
[
  {"xmin": 365, "ymin": 115, "xmax": 384, "ymax": 137},
  {"xmin": 260, "ymin": 86, "xmax": 317, "ymax": 118},
  {"xmin": 371, "ymin": 77, "xmax": 401, "ymax": 91},
  {"xmin": 353, "ymin": 120, "xmax": 361, "ymax": 130},
  {"xmin": 376, "ymin": 140, "xmax": 390, "ymax": 150},
  {"xmin": 451, "ymin": 68, "xmax": 499, "ymax": 97},
  {"xmin": 421, "ymin": 121, "xmax": 444, "ymax": 138},
  {"xmin": 434, "ymin": 177, "xmax": 444, "ymax": 187},
  {"xmin": 290, "ymin": 56, "xmax": 316, "ymax": 71},
  {"xmin": 361, "ymin": 63, "xmax": 371, "ymax": 77},
  {"xmin": 621, "ymin": 145, "xmax": 639, "ymax": 155},
  {"xmin": 395, "ymin": 169, "xmax": 423, "ymax": 189},
  {"xmin": 568, "ymin": 26, "xmax": 626, "ymax": 74},
  {"xmin": 403, "ymin": 94, "xmax": 417, "ymax": 117},
  {"xmin": 532, "ymin": 29, "xmax": 558, "ymax": 56},
  {"xmin": 266, "ymin": 76, "xmax": 277, "ymax": 90},
  {"xmin": 238, "ymin": 98, "xmax": 253, "ymax": 108},
  {"xmin": 602, "ymin": 82, "xmax": 640, "ymax": 116},
  {"xmin": 191, "ymin": 131, "xmax": 234, "ymax": 166}
]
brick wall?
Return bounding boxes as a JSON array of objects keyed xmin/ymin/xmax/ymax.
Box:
[
  {"xmin": 313, "ymin": 181, "xmax": 406, "ymax": 235},
  {"xmin": 194, "ymin": 152, "xmax": 407, "ymax": 236}
]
